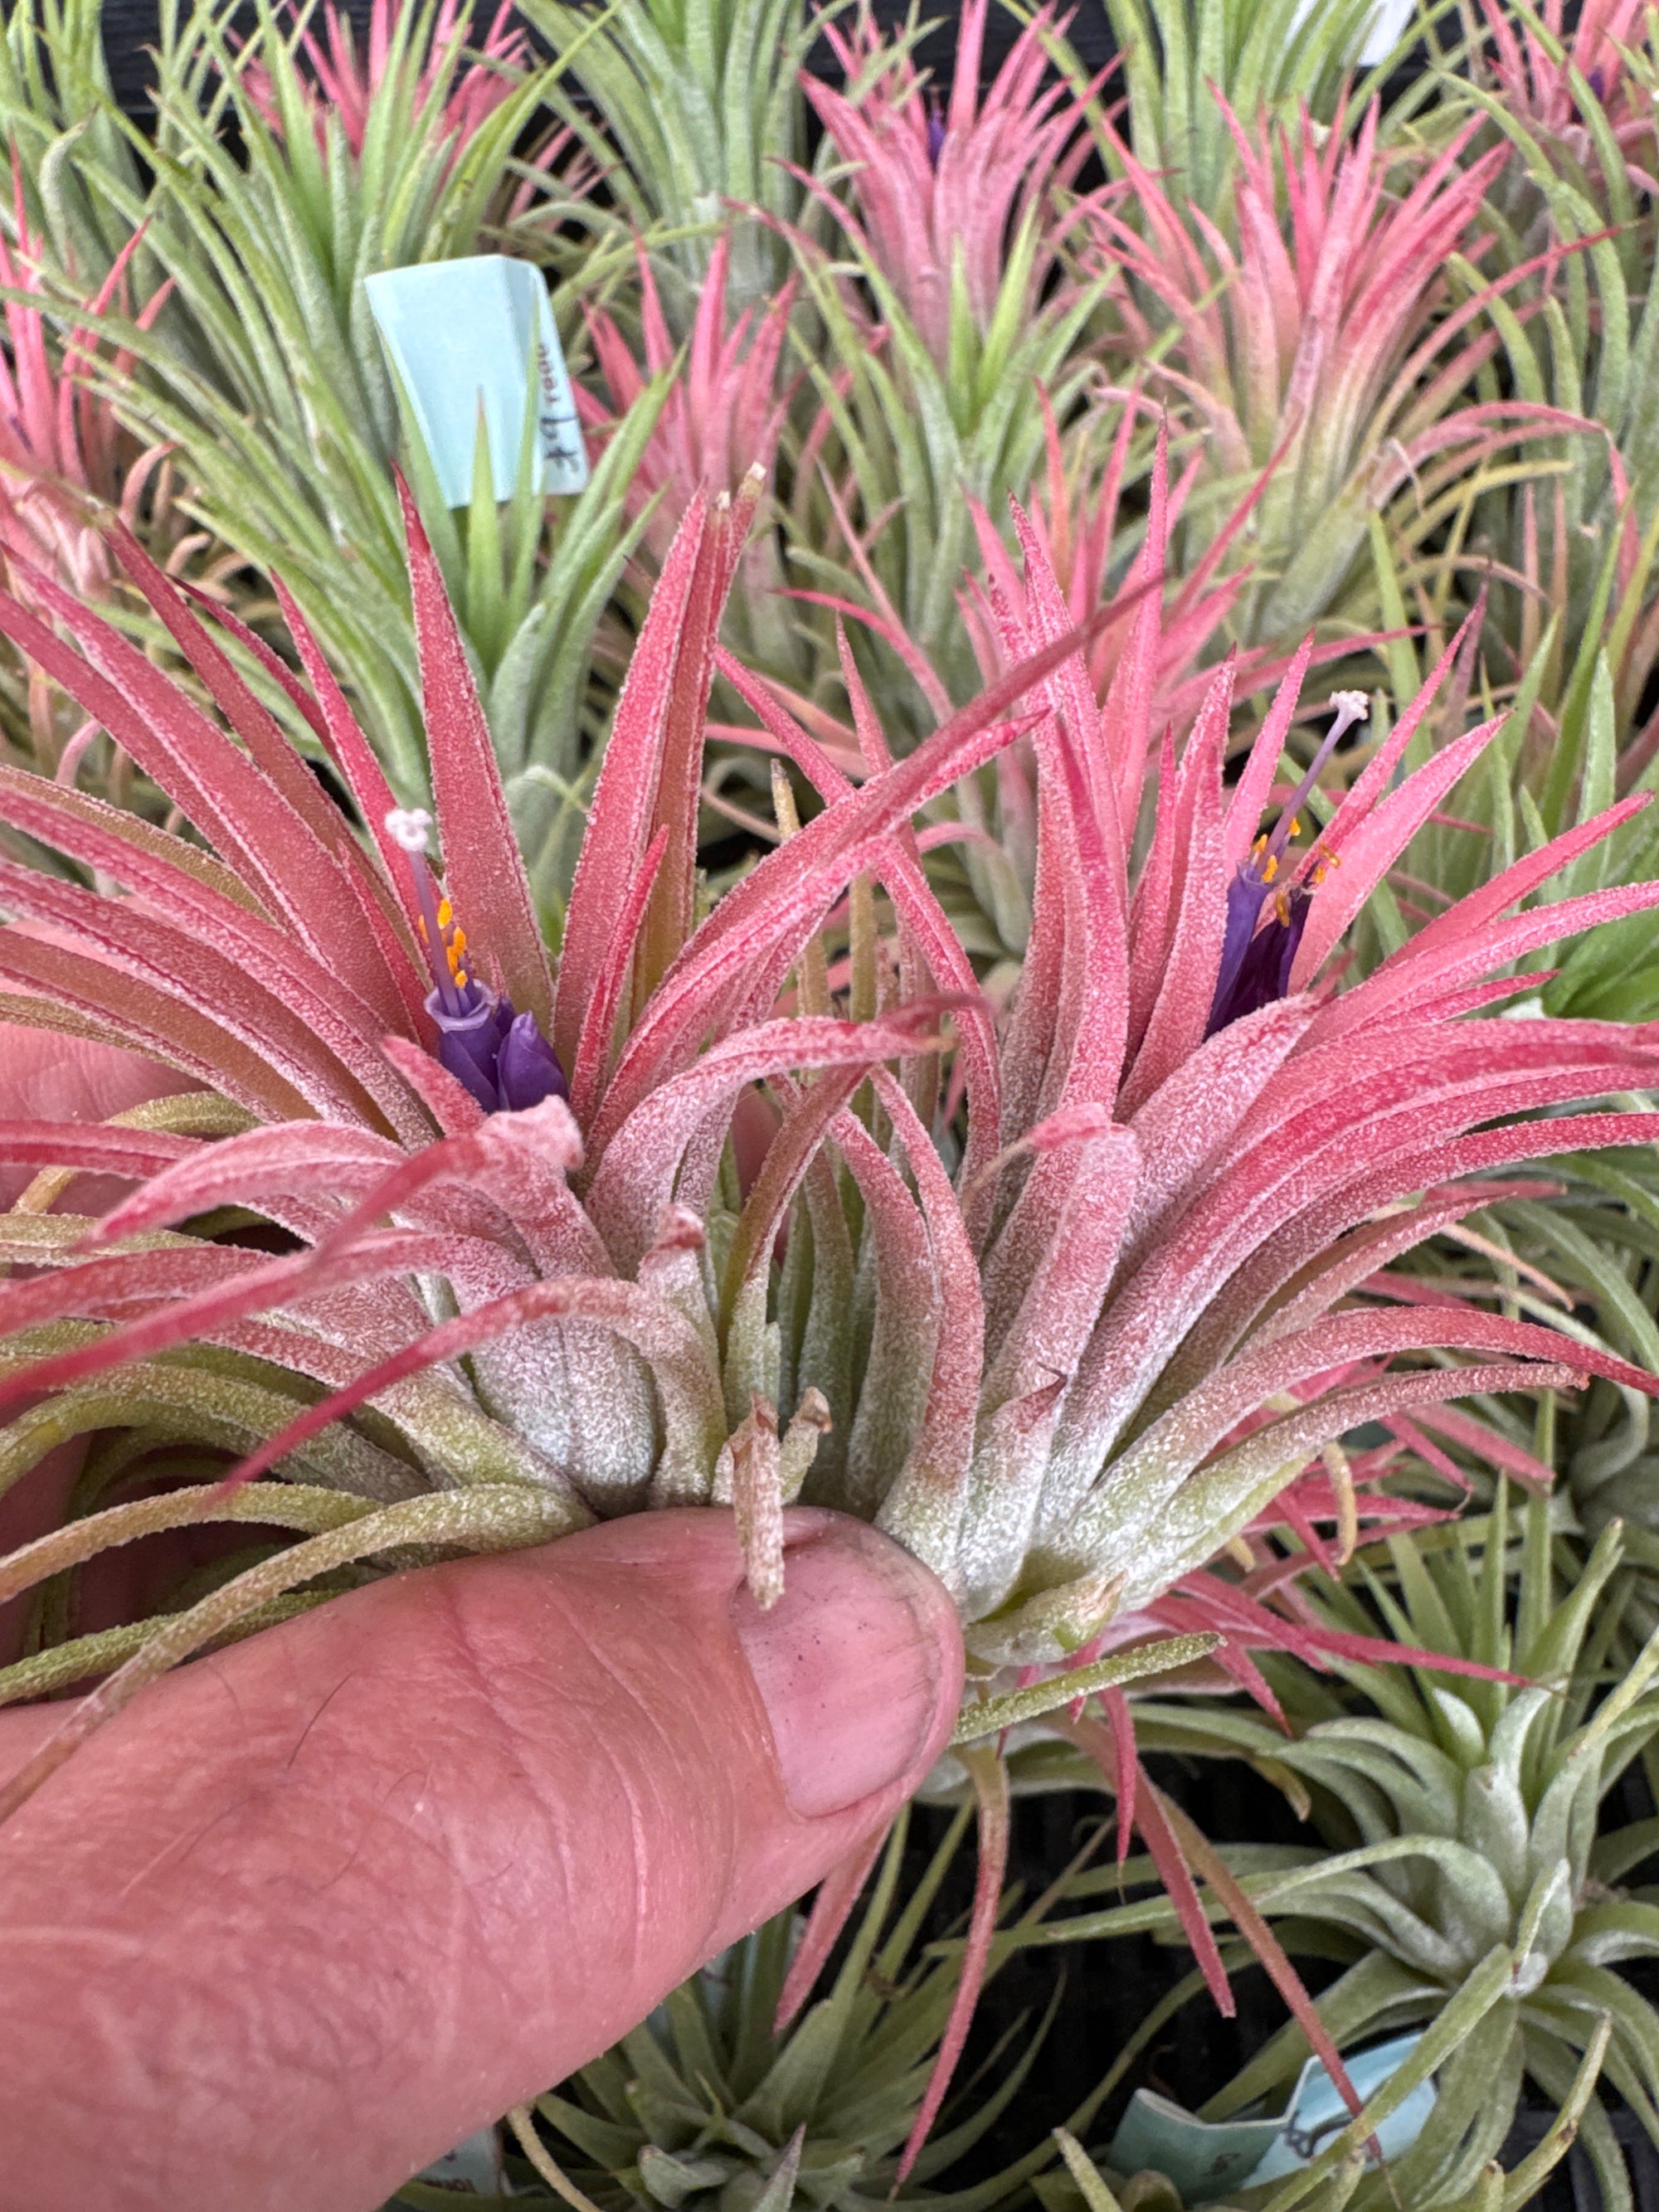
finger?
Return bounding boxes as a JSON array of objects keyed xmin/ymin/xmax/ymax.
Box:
[
  {"xmin": 0, "ymin": 1024, "xmax": 191, "ymax": 1208},
  {"xmin": 0, "ymin": 1505, "xmax": 963, "ymax": 2212}
]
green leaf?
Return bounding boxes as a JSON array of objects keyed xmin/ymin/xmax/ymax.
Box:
[{"xmin": 951, "ymin": 1633, "xmax": 1220, "ymax": 1743}]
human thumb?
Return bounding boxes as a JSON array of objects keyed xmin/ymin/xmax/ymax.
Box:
[{"xmin": 0, "ymin": 1505, "xmax": 963, "ymax": 2212}]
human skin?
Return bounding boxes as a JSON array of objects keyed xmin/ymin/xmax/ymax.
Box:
[{"xmin": 0, "ymin": 1027, "xmax": 966, "ymax": 2212}]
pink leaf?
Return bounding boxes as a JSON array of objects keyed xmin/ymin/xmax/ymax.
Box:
[
  {"xmin": 397, "ymin": 474, "xmax": 553, "ymax": 1030},
  {"xmin": 773, "ymin": 1826, "xmax": 890, "ymax": 2035},
  {"xmin": 895, "ymin": 1743, "xmax": 1010, "ymax": 2183}
]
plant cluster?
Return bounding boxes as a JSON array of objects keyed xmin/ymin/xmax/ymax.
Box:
[{"xmin": 2, "ymin": 0, "xmax": 1659, "ymax": 2205}]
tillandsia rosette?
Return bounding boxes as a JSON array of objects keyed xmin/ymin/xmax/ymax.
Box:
[
  {"xmin": 1085, "ymin": 87, "xmax": 1593, "ymax": 642},
  {"xmin": 0, "ymin": 199, "xmax": 219, "ymax": 785},
  {"xmin": 4, "ymin": 469, "xmax": 1659, "ymax": 2166},
  {"xmin": 1014, "ymin": 1490, "xmax": 1659, "ymax": 2209},
  {"xmin": 235, "ymin": 0, "xmax": 533, "ymax": 170},
  {"xmin": 799, "ymin": 0, "xmax": 1098, "ymax": 369},
  {"xmin": 513, "ymin": 1801, "xmax": 1099, "ymax": 2212}
]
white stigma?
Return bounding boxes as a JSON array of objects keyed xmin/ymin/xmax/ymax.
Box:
[
  {"xmin": 1328, "ymin": 690, "xmax": 1370, "ymax": 725},
  {"xmin": 384, "ymin": 806, "xmax": 434, "ymax": 854}
]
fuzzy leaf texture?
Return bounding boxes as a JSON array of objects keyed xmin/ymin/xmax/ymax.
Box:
[{"xmin": 0, "ymin": 481, "xmax": 1657, "ymax": 1794}]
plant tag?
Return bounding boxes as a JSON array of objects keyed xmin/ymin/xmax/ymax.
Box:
[
  {"xmin": 364, "ymin": 255, "xmax": 589, "ymax": 507},
  {"xmin": 1245, "ymin": 2033, "xmax": 1434, "ymax": 2185},
  {"xmin": 1107, "ymin": 2091, "xmax": 1281, "ymax": 2201},
  {"xmin": 1105, "ymin": 2033, "xmax": 1435, "ymax": 2203}
]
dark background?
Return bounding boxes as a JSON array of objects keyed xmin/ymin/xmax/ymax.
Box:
[{"xmin": 94, "ymin": 0, "xmax": 1118, "ymax": 118}]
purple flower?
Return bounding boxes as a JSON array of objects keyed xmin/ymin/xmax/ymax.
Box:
[
  {"xmin": 386, "ymin": 807, "xmax": 567, "ymax": 1115},
  {"xmin": 1206, "ymin": 692, "xmax": 1370, "ymax": 1037},
  {"xmin": 495, "ymin": 1006, "xmax": 571, "ymax": 1111}
]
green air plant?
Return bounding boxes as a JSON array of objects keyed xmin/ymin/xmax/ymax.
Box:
[
  {"xmin": 1374, "ymin": 1145, "xmax": 1659, "ymax": 1650},
  {"xmin": 513, "ymin": 0, "xmax": 825, "ymax": 305},
  {"xmin": 56, "ymin": 0, "xmax": 652, "ymax": 829},
  {"xmin": 1087, "ymin": 0, "xmax": 1423, "ymax": 220},
  {"xmin": 0, "ymin": 0, "xmax": 179, "ymax": 283},
  {"xmin": 1005, "ymin": 1495, "xmax": 1659, "ymax": 2209},
  {"xmin": 502, "ymin": 1805, "xmax": 1107, "ymax": 2212},
  {"xmin": 1029, "ymin": 2064, "xmax": 1613, "ymax": 2212}
]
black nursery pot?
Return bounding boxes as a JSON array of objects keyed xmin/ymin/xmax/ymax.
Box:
[{"xmin": 1502, "ymin": 2104, "xmax": 1659, "ymax": 2212}]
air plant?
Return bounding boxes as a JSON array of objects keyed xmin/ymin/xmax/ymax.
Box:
[
  {"xmin": 0, "ymin": 0, "xmax": 168, "ymax": 285},
  {"xmin": 919, "ymin": 399, "xmax": 1346, "ymax": 968},
  {"xmin": 780, "ymin": 0, "xmax": 1107, "ymax": 727},
  {"xmin": 1411, "ymin": 30, "xmax": 1659, "ymax": 698},
  {"xmin": 236, "ymin": 0, "xmax": 530, "ymax": 168},
  {"xmin": 1086, "ymin": 0, "xmax": 1420, "ymax": 220},
  {"xmin": 65, "ymin": 0, "xmax": 608, "ymax": 798},
  {"xmin": 801, "ymin": 0, "xmax": 1096, "ymax": 370},
  {"xmin": 514, "ymin": 1803, "xmax": 1115, "ymax": 2212},
  {"xmin": 1020, "ymin": 1496, "xmax": 1659, "ymax": 2208},
  {"xmin": 1035, "ymin": 2055, "xmax": 1608, "ymax": 2211},
  {"xmin": 581, "ymin": 236, "xmax": 800, "ymax": 565},
  {"xmin": 0, "ymin": 200, "xmax": 240, "ymax": 792},
  {"xmin": 577, "ymin": 229, "xmax": 803, "ymax": 687},
  {"xmin": 1345, "ymin": 494, "xmax": 1659, "ymax": 1019},
  {"xmin": 3, "ymin": 471, "xmax": 1659, "ymax": 2171},
  {"xmin": 514, "ymin": 0, "xmax": 824, "ymax": 304},
  {"xmin": 1382, "ymin": 1145, "xmax": 1659, "ymax": 1651},
  {"xmin": 1462, "ymin": 0, "xmax": 1659, "ymax": 216},
  {"xmin": 1085, "ymin": 91, "xmax": 1589, "ymax": 641}
]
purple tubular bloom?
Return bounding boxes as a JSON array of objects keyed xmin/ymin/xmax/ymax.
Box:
[
  {"xmin": 497, "ymin": 1009, "xmax": 570, "ymax": 1111},
  {"xmin": 1203, "ymin": 691, "xmax": 1369, "ymax": 1039},
  {"xmin": 926, "ymin": 97, "xmax": 946, "ymax": 167},
  {"xmin": 1206, "ymin": 886, "xmax": 1312, "ymax": 1034},
  {"xmin": 1209, "ymin": 870, "xmax": 1270, "ymax": 1033},
  {"xmin": 429, "ymin": 985, "xmax": 506, "ymax": 1110},
  {"xmin": 429, "ymin": 984, "xmax": 567, "ymax": 1114},
  {"xmin": 382, "ymin": 809, "xmax": 569, "ymax": 1115}
]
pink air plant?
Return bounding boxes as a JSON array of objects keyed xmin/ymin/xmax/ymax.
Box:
[
  {"xmin": 955, "ymin": 392, "xmax": 1359, "ymax": 724},
  {"xmin": 1477, "ymin": 0, "xmax": 1659, "ymax": 195},
  {"xmin": 2, "ymin": 477, "xmax": 1659, "ymax": 2166},
  {"xmin": 239, "ymin": 0, "xmax": 527, "ymax": 169},
  {"xmin": 0, "ymin": 208, "xmax": 178, "ymax": 613},
  {"xmin": 0, "ymin": 199, "xmax": 207, "ymax": 780},
  {"xmin": 800, "ymin": 0, "xmax": 1098, "ymax": 362},
  {"xmin": 1087, "ymin": 95, "xmax": 1595, "ymax": 635},
  {"xmin": 579, "ymin": 235, "xmax": 800, "ymax": 562},
  {"xmin": 800, "ymin": 416, "xmax": 1371, "ymax": 964}
]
